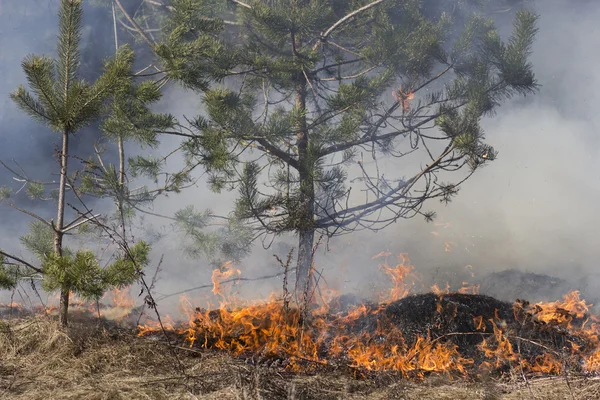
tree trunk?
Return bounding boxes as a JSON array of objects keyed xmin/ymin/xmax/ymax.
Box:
[
  {"xmin": 113, "ymin": 5, "xmax": 127, "ymax": 247},
  {"xmin": 117, "ymin": 133, "xmax": 127, "ymax": 242},
  {"xmin": 291, "ymin": 32, "xmax": 315, "ymax": 301},
  {"xmin": 296, "ymin": 229, "xmax": 314, "ymax": 299},
  {"xmin": 55, "ymin": 130, "xmax": 69, "ymax": 327}
]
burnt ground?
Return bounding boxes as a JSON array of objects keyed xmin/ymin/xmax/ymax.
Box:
[
  {"xmin": 2, "ymin": 291, "xmax": 600, "ymax": 399},
  {"xmin": 379, "ymin": 293, "xmax": 596, "ymax": 372},
  {"xmin": 171, "ymin": 292, "xmax": 599, "ymax": 378},
  {"xmin": 1, "ymin": 315, "xmax": 600, "ymax": 400}
]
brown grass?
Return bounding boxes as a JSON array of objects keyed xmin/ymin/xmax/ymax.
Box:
[{"xmin": 1, "ymin": 315, "xmax": 599, "ymax": 399}]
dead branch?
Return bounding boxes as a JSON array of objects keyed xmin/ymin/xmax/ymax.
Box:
[{"xmin": 0, "ymin": 250, "xmax": 43, "ymax": 274}]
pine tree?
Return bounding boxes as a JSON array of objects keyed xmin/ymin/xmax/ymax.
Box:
[
  {"xmin": 157, "ymin": 0, "xmax": 538, "ymax": 298},
  {"xmin": 80, "ymin": 0, "xmax": 177, "ymax": 246},
  {"xmin": 1, "ymin": 0, "xmax": 148, "ymax": 326}
]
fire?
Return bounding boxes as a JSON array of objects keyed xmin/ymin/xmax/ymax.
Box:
[
  {"xmin": 3, "ymin": 249, "xmax": 589, "ymax": 380},
  {"xmin": 110, "ymin": 288, "xmax": 135, "ymax": 309},
  {"xmin": 211, "ymin": 261, "xmax": 241, "ymax": 299},
  {"xmin": 392, "ymin": 87, "xmax": 415, "ymax": 112},
  {"xmin": 531, "ymin": 291, "xmax": 589, "ymax": 328},
  {"xmin": 373, "ymin": 252, "xmax": 419, "ymax": 302},
  {"xmin": 345, "ymin": 332, "xmax": 473, "ymax": 375},
  {"xmin": 434, "ymin": 220, "xmax": 452, "ymax": 229},
  {"xmin": 431, "ymin": 283, "xmax": 450, "ymax": 295},
  {"xmin": 129, "ymin": 254, "xmax": 600, "ymax": 379},
  {"xmin": 458, "ymin": 282, "xmax": 480, "ymax": 295}
]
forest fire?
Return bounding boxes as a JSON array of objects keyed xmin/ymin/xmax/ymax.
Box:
[
  {"xmin": 3, "ymin": 253, "xmax": 600, "ymax": 382},
  {"xmin": 132, "ymin": 254, "xmax": 600, "ymax": 379}
]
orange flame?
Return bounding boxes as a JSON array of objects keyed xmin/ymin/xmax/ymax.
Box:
[
  {"xmin": 131, "ymin": 255, "xmax": 600, "ymax": 378},
  {"xmin": 211, "ymin": 261, "xmax": 241, "ymax": 299},
  {"xmin": 392, "ymin": 87, "xmax": 415, "ymax": 112}
]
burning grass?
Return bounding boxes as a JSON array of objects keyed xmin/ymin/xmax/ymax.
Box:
[
  {"xmin": 3, "ymin": 252, "xmax": 600, "ymax": 398},
  {"xmin": 135, "ymin": 254, "xmax": 600, "ymax": 381},
  {"xmin": 2, "ymin": 316, "xmax": 600, "ymax": 399}
]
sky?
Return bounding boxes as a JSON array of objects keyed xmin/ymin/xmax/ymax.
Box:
[{"xmin": 1, "ymin": 0, "xmax": 600, "ymax": 309}]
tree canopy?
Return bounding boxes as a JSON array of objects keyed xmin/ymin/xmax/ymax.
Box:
[{"xmin": 153, "ymin": 0, "xmax": 538, "ymax": 295}]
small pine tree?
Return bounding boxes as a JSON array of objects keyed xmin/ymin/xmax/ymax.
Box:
[
  {"xmin": 80, "ymin": 1, "xmax": 176, "ymax": 246},
  {"xmin": 1, "ymin": 0, "xmax": 149, "ymax": 326}
]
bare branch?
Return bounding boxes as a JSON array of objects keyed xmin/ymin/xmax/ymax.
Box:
[
  {"xmin": 4, "ymin": 200, "xmax": 53, "ymax": 229},
  {"xmin": 317, "ymin": 143, "xmax": 456, "ymax": 228},
  {"xmin": 314, "ymin": 0, "xmax": 385, "ymax": 50},
  {"xmin": 114, "ymin": 0, "xmax": 156, "ymax": 48},
  {"xmin": 62, "ymin": 213, "xmax": 102, "ymax": 233},
  {"xmin": 230, "ymin": 0, "xmax": 252, "ymax": 9},
  {"xmin": 0, "ymin": 250, "xmax": 44, "ymax": 274},
  {"xmin": 154, "ymin": 270, "xmax": 291, "ymax": 301}
]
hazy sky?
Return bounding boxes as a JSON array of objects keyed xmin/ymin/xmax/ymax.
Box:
[{"xmin": 1, "ymin": 0, "xmax": 600, "ymax": 307}]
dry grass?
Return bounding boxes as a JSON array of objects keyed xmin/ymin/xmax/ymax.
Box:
[{"xmin": 1, "ymin": 315, "xmax": 599, "ymax": 399}]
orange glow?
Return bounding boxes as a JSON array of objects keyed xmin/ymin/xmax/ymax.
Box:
[
  {"xmin": 7, "ymin": 250, "xmax": 592, "ymax": 379},
  {"xmin": 392, "ymin": 87, "xmax": 415, "ymax": 112},
  {"xmin": 211, "ymin": 261, "xmax": 241, "ymax": 300},
  {"xmin": 373, "ymin": 252, "xmax": 419, "ymax": 302},
  {"xmin": 132, "ymin": 259, "xmax": 600, "ymax": 377}
]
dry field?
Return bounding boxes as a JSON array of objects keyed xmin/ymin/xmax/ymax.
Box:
[{"xmin": 1, "ymin": 315, "xmax": 600, "ymax": 400}]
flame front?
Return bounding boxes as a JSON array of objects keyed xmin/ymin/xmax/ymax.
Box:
[{"xmin": 104, "ymin": 253, "xmax": 600, "ymax": 378}]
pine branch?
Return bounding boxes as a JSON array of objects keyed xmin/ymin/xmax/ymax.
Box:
[
  {"xmin": 317, "ymin": 143, "xmax": 456, "ymax": 228},
  {"xmin": 57, "ymin": 0, "xmax": 82, "ymax": 106},
  {"xmin": 252, "ymin": 138, "xmax": 299, "ymax": 170},
  {"xmin": 114, "ymin": 0, "xmax": 156, "ymax": 48},
  {"xmin": 21, "ymin": 55, "xmax": 59, "ymax": 117},
  {"xmin": 314, "ymin": 0, "xmax": 385, "ymax": 51},
  {"xmin": 4, "ymin": 200, "xmax": 54, "ymax": 229},
  {"xmin": 10, "ymin": 87, "xmax": 52, "ymax": 124},
  {"xmin": 0, "ymin": 250, "xmax": 44, "ymax": 274},
  {"xmin": 230, "ymin": 0, "xmax": 251, "ymax": 9}
]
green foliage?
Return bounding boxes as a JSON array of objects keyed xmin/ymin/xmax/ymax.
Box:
[
  {"xmin": 20, "ymin": 221, "xmax": 54, "ymax": 262},
  {"xmin": 26, "ymin": 182, "xmax": 46, "ymax": 200},
  {"xmin": 158, "ymin": 0, "xmax": 538, "ymax": 253},
  {"xmin": 175, "ymin": 205, "xmax": 253, "ymax": 265},
  {"xmin": 0, "ymin": 186, "xmax": 12, "ymax": 200},
  {"xmin": 10, "ymin": 0, "xmax": 134, "ymax": 135},
  {"xmin": 103, "ymin": 241, "xmax": 150, "ymax": 288},
  {"xmin": 0, "ymin": 255, "xmax": 18, "ymax": 289},
  {"xmin": 155, "ymin": 0, "xmax": 234, "ymax": 89},
  {"xmin": 102, "ymin": 80, "xmax": 175, "ymax": 147},
  {"xmin": 128, "ymin": 155, "xmax": 164, "ymax": 183},
  {"xmin": 41, "ymin": 241, "xmax": 149, "ymax": 300},
  {"xmin": 0, "ymin": 252, "xmax": 43, "ymax": 290},
  {"xmin": 3, "ymin": 0, "xmax": 151, "ymax": 322}
]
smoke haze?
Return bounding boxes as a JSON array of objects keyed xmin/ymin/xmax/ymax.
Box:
[{"xmin": 2, "ymin": 0, "xmax": 600, "ymax": 309}]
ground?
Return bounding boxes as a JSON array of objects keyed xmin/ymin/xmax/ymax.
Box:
[{"xmin": 1, "ymin": 316, "xmax": 600, "ymax": 399}]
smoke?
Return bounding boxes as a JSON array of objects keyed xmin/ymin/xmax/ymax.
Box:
[{"xmin": 2, "ymin": 0, "xmax": 600, "ymax": 309}]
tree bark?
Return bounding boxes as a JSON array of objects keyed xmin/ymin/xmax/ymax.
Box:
[
  {"xmin": 296, "ymin": 229, "xmax": 314, "ymax": 299},
  {"xmin": 291, "ymin": 32, "xmax": 315, "ymax": 301},
  {"xmin": 117, "ymin": 133, "xmax": 127, "ymax": 242},
  {"xmin": 55, "ymin": 130, "xmax": 69, "ymax": 327},
  {"xmin": 113, "ymin": 4, "xmax": 128, "ymax": 248}
]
